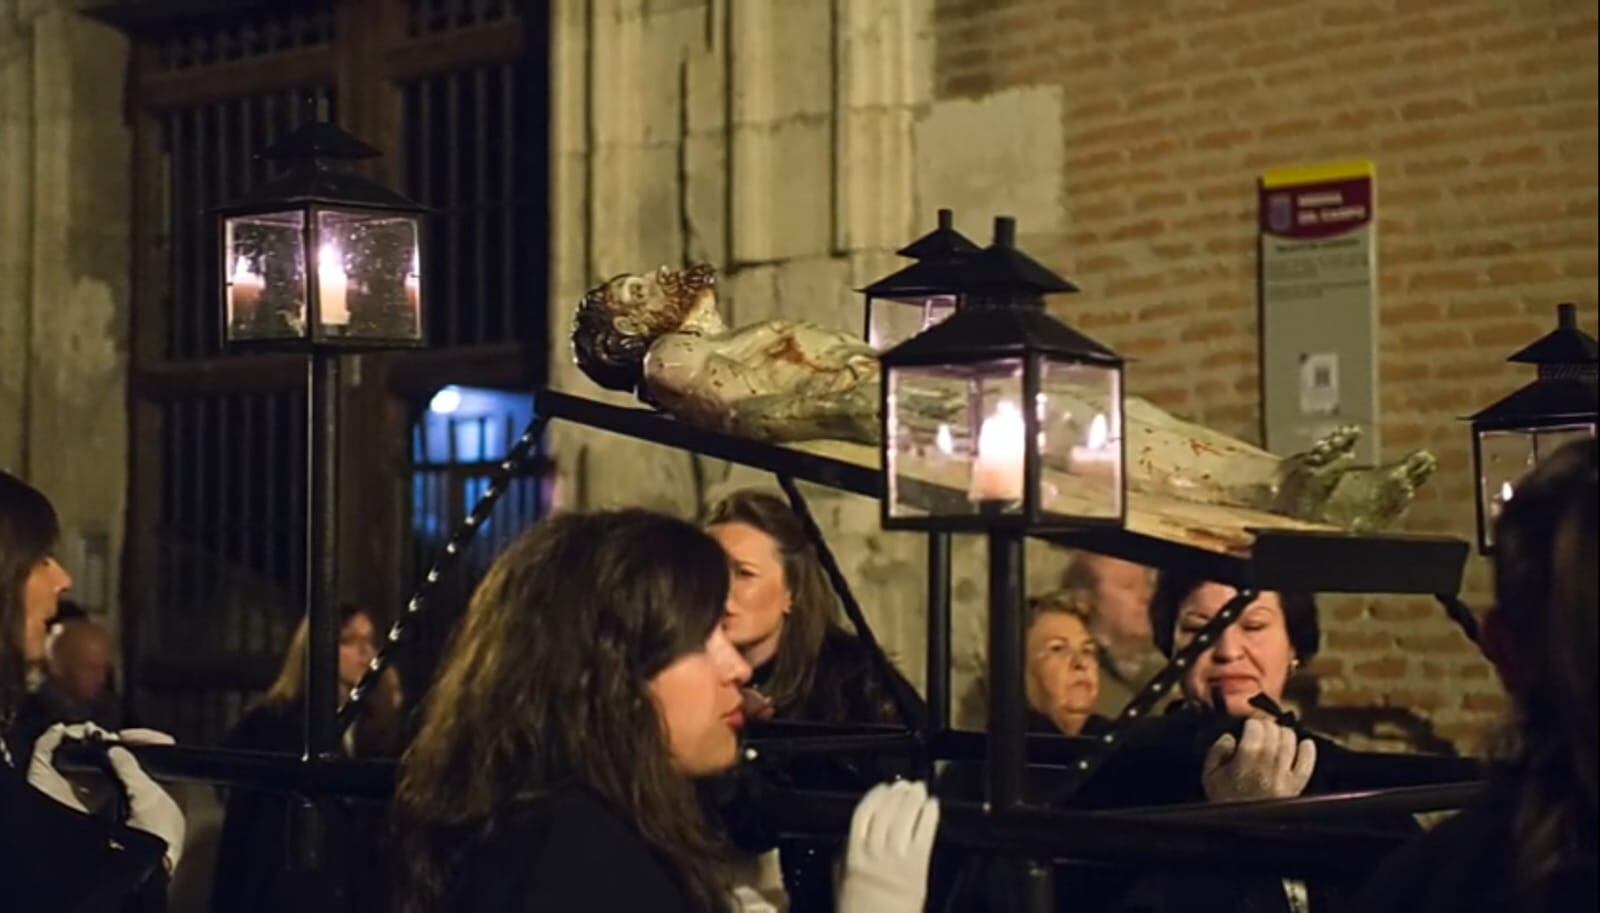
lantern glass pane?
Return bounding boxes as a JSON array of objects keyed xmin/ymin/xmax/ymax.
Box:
[
  {"xmin": 223, "ymin": 210, "xmax": 307, "ymax": 342},
  {"xmin": 886, "ymin": 358, "xmax": 1024, "ymax": 520},
  {"xmin": 1478, "ymin": 428, "xmax": 1535, "ymax": 547},
  {"xmin": 867, "ymin": 294, "xmax": 959, "ymax": 351},
  {"xmin": 1533, "ymin": 422, "xmax": 1596, "ymax": 461},
  {"xmin": 1038, "ymin": 358, "xmax": 1123, "ymax": 521},
  {"xmin": 316, "ymin": 209, "xmax": 423, "ymax": 342}
]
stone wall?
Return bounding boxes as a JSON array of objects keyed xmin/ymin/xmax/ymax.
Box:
[
  {"xmin": 547, "ymin": 0, "xmax": 959, "ymax": 707},
  {"xmin": 0, "ymin": 1, "xmax": 132, "ymax": 632},
  {"xmin": 549, "ymin": 0, "xmax": 1598, "ymax": 748}
]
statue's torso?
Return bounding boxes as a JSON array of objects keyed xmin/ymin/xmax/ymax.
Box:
[{"xmin": 645, "ymin": 322, "xmax": 877, "ymax": 400}]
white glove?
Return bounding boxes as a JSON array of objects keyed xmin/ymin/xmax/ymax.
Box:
[
  {"xmin": 116, "ymin": 727, "xmax": 178, "ymax": 748},
  {"xmin": 27, "ymin": 722, "xmax": 110, "ymax": 812},
  {"xmin": 837, "ymin": 781, "xmax": 940, "ymax": 913},
  {"xmin": 1202, "ymin": 717, "xmax": 1317, "ymax": 803},
  {"xmin": 107, "ymin": 744, "xmax": 187, "ymax": 874}
]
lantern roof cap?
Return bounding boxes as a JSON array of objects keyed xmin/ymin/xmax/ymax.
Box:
[
  {"xmin": 880, "ymin": 300, "xmax": 1121, "ymax": 367},
  {"xmin": 216, "ymin": 121, "xmax": 425, "ymax": 213},
  {"xmin": 1508, "ymin": 303, "xmax": 1597, "ymax": 367},
  {"xmin": 860, "ymin": 255, "xmax": 973, "ymax": 297},
  {"xmin": 1469, "ymin": 376, "xmax": 1598, "ymax": 425},
  {"xmin": 962, "ymin": 216, "xmax": 1079, "ymax": 295},
  {"xmin": 260, "ymin": 121, "xmax": 381, "ymax": 161},
  {"xmin": 860, "ymin": 215, "xmax": 1078, "ymax": 297},
  {"xmin": 895, "ymin": 208, "xmax": 982, "ymax": 260}
]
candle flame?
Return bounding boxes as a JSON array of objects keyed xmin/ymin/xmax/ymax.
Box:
[
  {"xmin": 935, "ymin": 423, "xmax": 955, "ymax": 456},
  {"xmin": 979, "ymin": 401, "xmax": 1026, "ymax": 460},
  {"xmin": 1500, "ymin": 481, "xmax": 1514, "ymax": 503},
  {"xmin": 319, "ymin": 244, "xmax": 346, "ymax": 277},
  {"xmin": 972, "ymin": 400, "xmax": 1026, "ymax": 501},
  {"xmin": 1088, "ymin": 412, "xmax": 1110, "ymax": 450}
]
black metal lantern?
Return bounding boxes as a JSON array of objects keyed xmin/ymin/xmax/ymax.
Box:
[
  {"xmin": 1468, "ymin": 302, "xmax": 1597, "ymax": 553},
  {"xmin": 217, "ymin": 119, "xmax": 427, "ymax": 350},
  {"xmin": 860, "ymin": 208, "xmax": 981, "ymax": 351},
  {"xmin": 879, "ymin": 216, "xmax": 1125, "ymax": 531}
]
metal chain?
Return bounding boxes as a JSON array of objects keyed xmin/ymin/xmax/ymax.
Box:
[
  {"xmin": 776, "ymin": 476, "xmax": 929, "ymax": 732},
  {"xmin": 1054, "ymin": 588, "xmax": 1259, "ymax": 800},
  {"xmin": 336, "ymin": 413, "xmax": 550, "ymax": 732}
]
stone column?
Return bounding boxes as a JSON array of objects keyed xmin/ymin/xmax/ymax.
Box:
[
  {"xmin": 546, "ymin": 0, "xmax": 954, "ymax": 698},
  {"xmin": 0, "ymin": 1, "xmax": 131, "ymax": 626}
]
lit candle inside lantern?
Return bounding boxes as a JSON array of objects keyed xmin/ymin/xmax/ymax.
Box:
[
  {"xmin": 228, "ymin": 258, "xmax": 264, "ymax": 326},
  {"xmin": 1070, "ymin": 412, "xmax": 1118, "ymax": 474},
  {"xmin": 970, "ymin": 400, "xmax": 1025, "ymax": 502},
  {"xmin": 935, "ymin": 422, "xmax": 956, "ymax": 456},
  {"xmin": 404, "ymin": 248, "xmax": 421, "ymax": 320},
  {"xmin": 1490, "ymin": 479, "xmax": 1515, "ymax": 520},
  {"xmin": 318, "ymin": 244, "xmax": 350, "ymax": 326}
]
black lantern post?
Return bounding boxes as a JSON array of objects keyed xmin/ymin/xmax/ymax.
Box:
[
  {"xmin": 1468, "ymin": 302, "xmax": 1597, "ymax": 553},
  {"xmin": 215, "ymin": 115, "xmax": 428, "ymax": 760},
  {"xmin": 859, "ymin": 208, "xmax": 981, "ymax": 351},
  {"xmin": 878, "ymin": 216, "xmax": 1123, "ymax": 911}
]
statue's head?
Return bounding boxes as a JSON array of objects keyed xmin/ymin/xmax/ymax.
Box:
[{"xmin": 573, "ymin": 263, "xmax": 721, "ymax": 392}]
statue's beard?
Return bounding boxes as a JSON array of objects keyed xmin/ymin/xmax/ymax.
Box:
[
  {"xmin": 655, "ymin": 263, "xmax": 716, "ymax": 312},
  {"xmin": 620, "ymin": 264, "xmax": 721, "ymax": 339}
]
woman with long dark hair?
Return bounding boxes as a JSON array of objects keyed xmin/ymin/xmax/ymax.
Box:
[
  {"xmin": 705, "ymin": 489, "xmax": 918, "ymax": 727},
  {"xmin": 1362, "ymin": 438, "xmax": 1598, "ymax": 912},
  {"xmin": 1, "ymin": 470, "xmax": 185, "ymax": 912},
  {"xmin": 394, "ymin": 508, "xmax": 941, "ymax": 913},
  {"xmin": 392, "ymin": 509, "xmax": 754, "ymax": 912}
]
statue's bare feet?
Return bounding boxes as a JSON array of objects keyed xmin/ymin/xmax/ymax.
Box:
[
  {"xmin": 1303, "ymin": 425, "xmax": 1364, "ymax": 468},
  {"xmin": 1273, "ymin": 425, "xmax": 1364, "ymax": 519},
  {"xmin": 1320, "ymin": 450, "xmax": 1438, "ymax": 531}
]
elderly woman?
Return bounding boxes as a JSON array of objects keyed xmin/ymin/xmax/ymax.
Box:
[
  {"xmin": 1023, "ymin": 590, "xmax": 1108, "ymax": 737},
  {"xmin": 1147, "ymin": 576, "xmax": 1325, "ymax": 802}
]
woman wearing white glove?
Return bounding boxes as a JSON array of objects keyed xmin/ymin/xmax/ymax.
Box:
[
  {"xmin": 2, "ymin": 470, "xmax": 179, "ymax": 912},
  {"xmin": 837, "ymin": 781, "xmax": 941, "ymax": 913},
  {"xmin": 1063, "ymin": 574, "xmax": 1418, "ymax": 913},
  {"xmin": 26, "ymin": 723, "xmax": 186, "ymax": 873}
]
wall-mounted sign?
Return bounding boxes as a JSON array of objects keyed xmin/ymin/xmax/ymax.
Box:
[{"xmin": 1259, "ymin": 161, "xmax": 1378, "ymax": 464}]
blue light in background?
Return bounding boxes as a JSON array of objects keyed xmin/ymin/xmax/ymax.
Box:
[
  {"xmin": 411, "ymin": 385, "xmax": 539, "ymax": 545},
  {"xmin": 428, "ymin": 386, "xmax": 463, "ymax": 414},
  {"xmin": 414, "ymin": 385, "xmax": 535, "ymax": 464}
]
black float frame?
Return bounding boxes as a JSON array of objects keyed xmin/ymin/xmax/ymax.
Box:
[{"xmin": 63, "ymin": 389, "xmax": 1491, "ymax": 913}]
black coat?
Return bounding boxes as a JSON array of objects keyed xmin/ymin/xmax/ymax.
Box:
[
  {"xmin": 932, "ymin": 707, "xmax": 1422, "ymax": 913},
  {"xmin": 439, "ymin": 786, "xmax": 690, "ymax": 912},
  {"xmin": 210, "ymin": 703, "xmax": 389, "ymax": 913},
  {"xmin": 758, "ymin": 627, "xmax": 921, "ymax": 729},
  {"xmin": 0, "ymin": 757, "xmax": 167, "ymax": 913}
]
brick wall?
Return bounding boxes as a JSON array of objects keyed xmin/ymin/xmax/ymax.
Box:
[{"xmin": 934, "ymin": 0, "xmax": 1598, "ymax": 750}]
